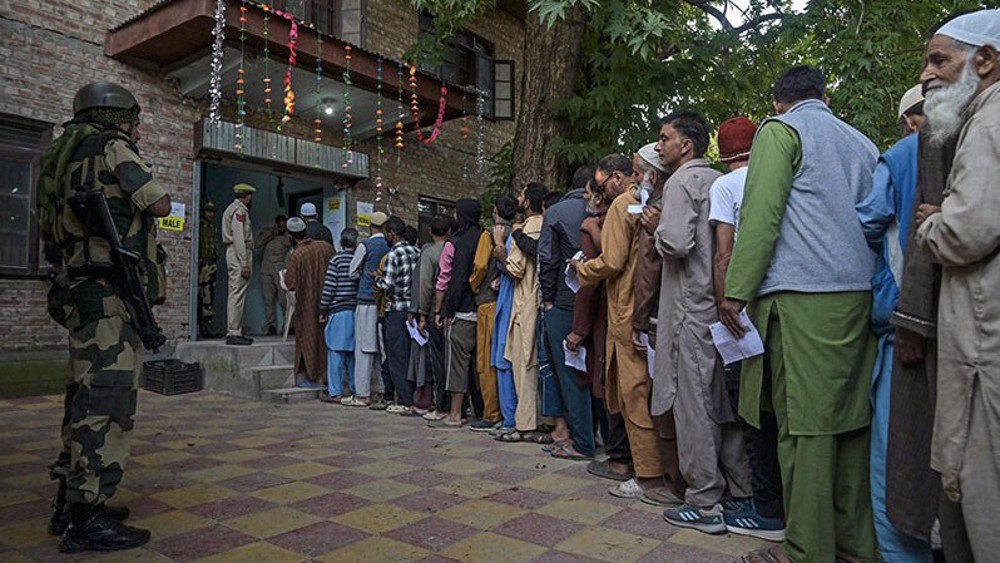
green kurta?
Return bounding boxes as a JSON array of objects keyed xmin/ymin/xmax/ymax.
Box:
[{"xmin": 725, "ymin": 122, "xmax": 874, "ymax": 436}]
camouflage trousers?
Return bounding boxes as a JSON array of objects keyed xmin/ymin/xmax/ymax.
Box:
[
  {"xmin": 50, "ymin": 315, "xmax": 140, "ymax": 506},
  {"xmin": 198, "ymin": 262, "xmax": 217, "ymax": 325}
]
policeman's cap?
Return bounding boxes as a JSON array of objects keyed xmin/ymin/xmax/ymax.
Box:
[
  {"xmin": 73, "ymin": 82, "xmax": 140, "ymax": 115},
  {"xmin": 233, "ymin": 183, "xmax": 257, "ymax": 194}
]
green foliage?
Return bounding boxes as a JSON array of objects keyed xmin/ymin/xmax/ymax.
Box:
[
  {"xmin": 479, "ymin": 140, "xmax": 515, "ymax": 224},
  {"xmin": 409, "ymin": 0, "xmax": 993, "ymax": 169}
]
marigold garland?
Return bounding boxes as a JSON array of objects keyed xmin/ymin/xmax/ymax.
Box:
[
  {"xmin": 395, "ymin": 62, "xmax": 405, "ymax": 151},
  {"xmin": 234, "ymin": 1, "xmax": 248, "ymax": 152},
  {"xmin": 408, "ymin": 65, "xmax": 448, "ymax": 145}
]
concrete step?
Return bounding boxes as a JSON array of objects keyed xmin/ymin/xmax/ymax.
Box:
[
  {"xmin": 262, "ymin": 387, "xmax": 322, "ymax": 404},
  {"xmin": 243, "ymin": 365, "xmax": 295, "ymax": 396}
]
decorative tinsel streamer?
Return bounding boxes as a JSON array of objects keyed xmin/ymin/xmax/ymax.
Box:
[
  {"xmin": 342, "ymin": 44, "xmax": 353, "ymax": 168},
  {"xmin": 375, "ymin": 57, "xmax": 384, "ymax": 201},
  {"xmin": 314, "ymin": 31, "xmax": 323, "ymax": 149},
  {"xmin": 234, "ymin": 1, "xmax": 248, "ymax": 153},
  {"xmin": 475, "ymin": 88, "xmax": 486, "ymax": 175},
  {"xmin": 208, "ymin": 0, "xmax": 226, "ymax": 124},
  {"xmin": 262, "ymin": 5, "xmax": 272, "ymax": 118}
]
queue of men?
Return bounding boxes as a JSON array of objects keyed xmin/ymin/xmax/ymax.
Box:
[
  {"xmin": 40, "ymin": 9, "xmax": 998, "ymax": 558},
  {"xmin": 274, "ymin": 12, "xmax": 999, "ymax": 563}
]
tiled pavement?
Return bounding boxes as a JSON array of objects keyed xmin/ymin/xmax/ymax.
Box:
[{"xmin": 0, "ymin": 392, "xmax": 767, "ymax": 562}]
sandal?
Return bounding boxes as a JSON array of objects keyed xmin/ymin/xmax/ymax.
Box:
[
  {"xmin": 586, "ymin": 459, "xmax": 633, "ymax": 482},
  {"xmin": 529, "ymin": 432, "xmax": 555, "ymax": 444},
  {"xmin": 739, "ymin": 546, "xmax": 792, "ymax": 563},
  {"xmin": 495, "ymin": 430, "xmax": 530, "ymax": 443},
  {"xmin": 342, "ymin": 397, "xmax": 370, "ymax": 407},
  {"xmin": 422, "ymin": 410, "xmax": 446, "ymax": 421},
  {"xmin": 549, "ymin": 443, "xmax": 593, "ymax": 461},
  {"xmin": 640, "ymin": 486, "xmax": 684, "ymax": 507},
  {"xmin": 542, "ymin": 439, "xmax": 572, "ymax": 454},
  {"xmin": 608, "ymin": 478, "xmax": 645, "ymax": 499}
]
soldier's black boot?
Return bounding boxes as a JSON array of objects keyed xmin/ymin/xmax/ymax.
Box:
[
  {"xmin": 59, "ymin": 503, "xmax": 149, "ymax": 553},
  {"xmin": 50, "ymin": 480, "xmax": 131, "ymax": 536}
]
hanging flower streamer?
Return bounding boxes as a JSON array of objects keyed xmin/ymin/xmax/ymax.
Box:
[
  {"xmin": 395, "ymin": 62, "xmax": 405, "ymax": 151},
  {"xmin": 262, "ymin": 5, "xmax": 272, "ymax": 118},
  {"xmin": 408, "ymin": 66, "xmax": 448, "ymax": 145},
  {"xmin": 280, "ymin": 19, "xmax": 298, "ymax": 125},
  {"xmin": 235, "ymin": 1, "xmax": 248, "ymax": 152},
  {"xmin": 342, "ymin": 44, "xmax": 353, "ymax": 168},
  {"xmin": 375, "ymin": 57, "xmax": 384, "ymax": 201},
  {"xmin": 208, "ymin": 0, "xmax": 226, "ymax": 124}
]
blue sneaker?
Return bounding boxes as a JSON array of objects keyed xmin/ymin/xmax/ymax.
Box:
[
  {"xmin": 723, "ymin": 498, "xmax": 786, "ymax": 542},
  {"xmin": 663, "ymin": 503, "xmax": 726, "ymax": 534}
]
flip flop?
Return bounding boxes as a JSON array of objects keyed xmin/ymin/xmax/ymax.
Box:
[
  {"xmin": 587, "ymin": 459, "xmax": 633, "ymax": 482},
  {"xmin": 549, "ymin": 443, "xmax": 593, "ymax": 461}
]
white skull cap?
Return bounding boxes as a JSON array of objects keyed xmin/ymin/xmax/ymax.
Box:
[{"xmin": 936, "ymin": 9, "xmax": 1000, "ymax": 49}]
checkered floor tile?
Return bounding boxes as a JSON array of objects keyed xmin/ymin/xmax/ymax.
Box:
[{"xmin": 0, "ymin": 392, "xmax": 767, "ymax": 561}]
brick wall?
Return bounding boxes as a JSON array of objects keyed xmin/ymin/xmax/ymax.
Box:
[{"xmin": 0, "ymin": 0, "xmax": 523, "ymax": 353}]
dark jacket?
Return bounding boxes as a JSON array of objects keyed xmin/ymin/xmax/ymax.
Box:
[
  {"xmin": 305, "ymin": 220, "xmax": 334, "ymax": 247},
  {"xmin": 538, "ymin": 188, "xmax": 587, "ymax": 310}
]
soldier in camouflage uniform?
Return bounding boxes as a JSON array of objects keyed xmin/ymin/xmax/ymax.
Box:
[
  {"xmin": 40, "ymin": 82, "xmax": 171, "ymax": 553},
  {"xmin": 198, "ymin": 200, "xmax": 219, "ymax": 337}
]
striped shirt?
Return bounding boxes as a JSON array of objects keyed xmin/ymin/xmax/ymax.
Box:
[
  {"xmin": 321, "ymin": 249, "xmax": 359, "ymax": 315},
  {"xmin": 377, "ymin": 241, "xmax": 420, "ymax": 312}
]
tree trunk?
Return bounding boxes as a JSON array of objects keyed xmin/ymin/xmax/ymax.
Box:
[{"xmin": 510, "ymin": 8, "xmax": 584, "ymax": 193}]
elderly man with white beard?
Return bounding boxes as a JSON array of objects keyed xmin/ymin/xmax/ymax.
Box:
[{"xmin": 912, "ymin": 10, "xmax": 1000, "ymax": 562}]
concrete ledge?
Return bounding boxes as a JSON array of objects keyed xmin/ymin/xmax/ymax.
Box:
[
  {"xmin": 262, "ymin": 387, "xmax": 322, "ymax": 404},
  {"xmin": 176, "ymin": 338, "xmax": 296, "ymax": 400}
]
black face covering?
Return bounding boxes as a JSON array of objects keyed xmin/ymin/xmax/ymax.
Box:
[{"xmin": 454, "ymin": 198, "xmax": 482, "ymax": 234}]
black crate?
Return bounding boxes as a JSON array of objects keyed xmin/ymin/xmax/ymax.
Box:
[{"xmin": 142, "ymin": 359, "xmax": 203, "ymax": 395}]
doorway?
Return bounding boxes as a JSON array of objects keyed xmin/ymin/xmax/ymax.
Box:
[{"xmin": 197, "ymin": 162, "xmax": 344, "ymax": 339}]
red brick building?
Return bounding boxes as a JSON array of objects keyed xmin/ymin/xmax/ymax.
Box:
[{"xmin": 0, "ymin": 0, "xmax": 525, "ymax": 353}]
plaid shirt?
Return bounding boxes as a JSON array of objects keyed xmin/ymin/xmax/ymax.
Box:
[{"xmin": 376, "ymin": 241, "xmax": 420, "ymax": 311}]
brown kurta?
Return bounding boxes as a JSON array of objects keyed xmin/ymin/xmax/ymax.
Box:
[
  {"xmin": 632, "ymin": 184, "xmax": 665, "ymax": 334},
  {"xmin": 886, "ymin": 130, "xmax": 953, "ymax": 541},
  {"xmin": 285, "ymin": 239, "xmax": 334, "ymax": 383},
  {"xmin": 577, "ymin": 189, "xmax": 668, "ymax": 478}
]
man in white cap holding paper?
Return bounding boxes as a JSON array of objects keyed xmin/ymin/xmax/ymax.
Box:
[
  {"xmin": 300, "ymin": 202, "xmax": 334, "ymax": 247},
  {"xmin": 914, "ymin": 9, "xmax": 1000, "ymax": 560},
  {"xmin": 856, "ymin": 85, "xmax": 931, "ymax": 562},
  {"xmin": 343, "ymin": 210, "xmax": 390, "ymax": 407}
]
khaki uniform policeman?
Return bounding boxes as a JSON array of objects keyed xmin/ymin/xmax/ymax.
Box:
[
  {"xmin": 222, "ymin": 183, "xmax": 255, "ymax": 345},
  {"xmin": 198, "ymin": 200, "xmax": 219, "ymax": 336},
  {"xmin": 258, "ymin": 216, "xmax": 291, "ymax": 335},
  {"xmin": 41, "ymin": 81, "xmax": 169, "ymax": 552}
]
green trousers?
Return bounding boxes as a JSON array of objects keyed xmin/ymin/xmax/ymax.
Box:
[{"xmin": 767, "ymin": 312, "xmax": 877, "ymax": 563}]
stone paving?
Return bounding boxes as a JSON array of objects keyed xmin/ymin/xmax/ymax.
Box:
[{"xmin": 0, "ymin": 391, "xmax": 767, "ymax": 562}]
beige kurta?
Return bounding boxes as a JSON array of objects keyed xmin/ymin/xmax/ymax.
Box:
[
  {"xmin": 915, "ymin": 81, "xmax": 1000, "ymax": 503},
  {"xmin": 505, "ymin": 214, "xmax": 542, "ymax": 431},
  {"xmin": 651, "ymin": 159, "xmax": 727, "ymax": 419},
  {"xmin": 577, "ymin": 189, "xmax": 667, "ymax": 478}
]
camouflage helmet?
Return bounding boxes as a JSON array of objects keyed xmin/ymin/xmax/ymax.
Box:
[{"xmin": 73, "ymin": 82, "xmax": 140, "ymax": 116}]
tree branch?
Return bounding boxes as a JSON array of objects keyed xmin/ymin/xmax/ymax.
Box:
[
  {"xmin": 731, "ymin": 12, "xmax": 788, "ymax": 35},
  {"xmin": 682, "ymin": 0, "xmax": 790, "ymax": 36}
]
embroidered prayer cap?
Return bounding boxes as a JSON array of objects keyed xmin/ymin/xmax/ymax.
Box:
[
  {"xmin": 936, "ymin": 9, "xmax": 1000, "ymax": 49},
  {"xmin": 286, "ymin": 217, "xmax": 307, "ymax": 234},
  {"xmin": 898, "ymin": 85, "xmax": 925, "ymax": 119},
  {"xmin": 370, "ymin": 211, "xmax": 389, "ymax": 227},
  {"xmin": 718, "ymin": 117, "xmax": 758, "ymax": 164},
  {"xmin": 637, "ymin": 142, "xmax": 668, "ymax": 173},
  {"xmin": 233, "ymin": 183, "xmax": 256, "ymax": 193}
]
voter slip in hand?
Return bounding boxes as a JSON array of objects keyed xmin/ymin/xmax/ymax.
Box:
[
  {"xmin": 563, "ymin": 341, "xmax": 587, "ymax": 371},
  {"xmin": 565, "ymin": 250, "xmax": 584, "ymax": 294},
  {"xmin": 406, "ymin": 318, "xmax": 428, "ymax": 347},
  {"xmin": 708, "ymin": 310, "xmax": 764, "ymax": 365}
]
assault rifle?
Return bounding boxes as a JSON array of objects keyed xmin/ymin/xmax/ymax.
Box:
[{"xmin": 70, "ymin": 188, "xmax": 167, "ymax": 353}]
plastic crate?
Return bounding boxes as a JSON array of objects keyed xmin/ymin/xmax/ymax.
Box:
[{"xmin": 142, "ymin": 359, "xmax": 203, "ymax": 395}]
